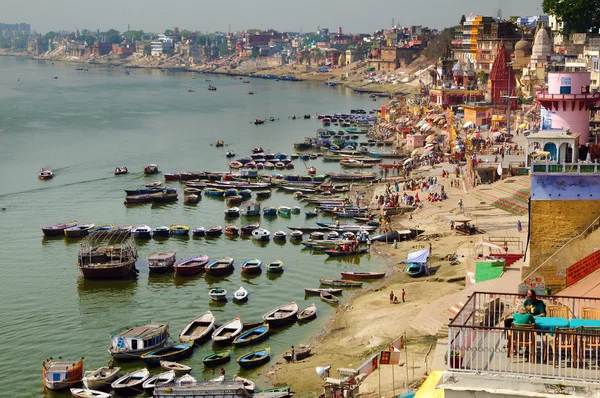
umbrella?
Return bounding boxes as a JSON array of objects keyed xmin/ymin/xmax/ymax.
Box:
[
  {"xmin": 474, "ymin": 132, "xmax": 481, "ymax": 139},
  {"xmin": 411, "ymin": 148, "xmax": 420, "ymax": 156},
  {"xmin": 424, "ymin": 147, "xmax": 434, "ymax": 153},
  {"xmin": 425, "ymin": 134, "xmax": 435, "ymax": 143},
  {"xmin": 424, "ymin": 143, "xmax": 434, "ymax": 149},
  {"xmin": 492, "ymin": 131, "xmax": 503, "ymax": 138},
  {"xmin": 463, "ymin": 121, "xmax": 473, "ymax": 128},
  {"xmin": 404, "ymin": 158, "xmax": 413, "ymax": 165}
]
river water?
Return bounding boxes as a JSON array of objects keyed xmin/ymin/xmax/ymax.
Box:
[{"xmin": 0, "ymin": 56, "xmax": 385, "ymax": 397}]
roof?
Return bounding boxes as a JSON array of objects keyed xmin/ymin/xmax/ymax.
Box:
[{"xmin": 111, "ymin": 322, "xmax": 168, "ymax": 337}]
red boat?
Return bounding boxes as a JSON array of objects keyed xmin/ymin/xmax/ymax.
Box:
[
  {"xmin": 164, "ymin": 173, "xmax": 181, "ymax": 181},
  {"xmin": 174, "ymin": 255, "xmax": 210, "ymax": 276},
  {"xmin": 42, "ymin": 220, "xmax": 78, "ymax": 236},
  {"xmin": 340, "ymin": 271, "xmax": 386, "ymax": 280}
]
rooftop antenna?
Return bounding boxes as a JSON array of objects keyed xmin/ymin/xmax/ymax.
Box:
[
  {"xmin": 228, "ymin": 23, "xmax": 231, "ymax": 34},
  {"xmin": 392, "ymin": 18, "xmax": 395, "ymax": 28}
]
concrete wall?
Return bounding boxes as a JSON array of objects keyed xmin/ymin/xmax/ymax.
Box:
[{"xmin": 547, "ymin": 72, "xmax": 590, "ymax": 95}]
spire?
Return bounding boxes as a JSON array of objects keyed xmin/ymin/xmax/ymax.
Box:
[{"xmin": 490, "ymin": 42, "xmax": 509, "ymax": 80}]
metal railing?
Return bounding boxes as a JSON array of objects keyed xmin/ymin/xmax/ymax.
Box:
[
  {"xmin": 531, "ymin": 163, "xmax": 600, "ymax": 174},
  {"xmin": 447, "ymin": 292, "xmax": 600, "ymax": 381}
]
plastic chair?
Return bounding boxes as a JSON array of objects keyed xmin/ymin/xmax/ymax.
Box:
[
  {"xmin": 550, "ymin": 327, "xmax": 578, "ymax": 368},
  {"xmin": 507, "ymin": 323, "xmax": 536, "ymax": 363}
]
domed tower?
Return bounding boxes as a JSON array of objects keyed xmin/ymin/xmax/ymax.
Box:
[
  {"xmin": 530, "ymin": 25, "xmax": 552, "ymax": 65},
  {"xmin": 514, "ymin": 37, "xmax": 532, "ymax": 60}
]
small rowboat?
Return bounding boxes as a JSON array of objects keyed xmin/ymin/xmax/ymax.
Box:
[
  {"xmin": 209, "ymin": 288, "xmax": 227, "ymax": 301},
  {"xmin": 224, "ymin": 207, "xmax": 241, "ymax": 217},
  {"xmin": 266, "ymin": 259, "xmax": 284, "ymax": 273},
  {"xmin": 325, "ymin": 248, "xmax": 369, "ymax": 257},
  {"xmin": 205, "ymin": 257, "xmax": 234, "ymax": 276},
  {"xmin": 192, "ymin": 227, "xmax": 205, "ymax": 237},
  {"xmin": 297, "ymin": 303, "xmax": 317, "ymax": 321},
  {"xmin": 42, "ymin": 220, "xmax": 78, "ymax": 236},
  {"xmin": 256, "ymin": 190, "xmax": 271, "ymax": 198},
  {"xmin": 202, "ymin": 351, "xmax": 230, "ymax": 367},
  {"xmin": 319, "ymin": 279, "xmax": 363, "ymax": 287},
  {"xmin": 273, "ymin": 230, "xmax": 287, "ymax": 240},
  {"xmin": 237, "ymin": 347, "xmax": 271, "ymax": 369},
  {"xmin": 262, "ymin": 302, "xmax": 299, "ymax": 327},
  {"xmin": 160, "ymin": 360, "xmax": 191, "ymax": 375},
  {"xmin": 205, "ymin": 225, "xmax": 223, "ymax": 237},
  {"xmin": 142, "ymin": 370, "xmax": 175, "ymax": 394},
  {"xmin": 225, "ymin": 225, "xmax": 239, "ymax": 235},
  {"xmin": 64, "ymin": 223, "xmax": 95, "ymax": 237},
  {"xmin": 164, "ymin": 172, "xmax": 180, "ymax": 180},
  {"xmin": 304, "ymin": 288, "xmax": 342, "ymax": 295},
  {"xmin": 184, "ymin": 194, "xmax": 201, "ymax": 204},
  {"xmin": 174, "ymin": 255, "xmax": 210, "ymax": 276},
  {"xmin": 145, "ymin": 181, "xmax": 163, "ymax": 188},
  {"xmin": 140, "ymin": 342, "xmax": 194, "ymax": 366},
  {"xmin": 70, "ymin": 388, "xmax": 111, "ymax": 398},
  {"xmin": 405, "ymin": 262, "xmax": 424, "ymax": 277},
  {"xmin": 132, "ymin": 224, "xmax": 152, "ymax": 239},
  {"xmin": 283, "ymin": 345, "xmax": 312, "ymax": 362},
  {"xmin": 179, "ymin": 311, "xmax": 215, "ymax": 343},
  {"xmin": 111, "ymin": 368, "xmax": 150, "ymax": 395},
  {"xmin": 211, "ymin": 317, "xmax": 243, "ymax": 344},
  {"xmin": 320, "ymin": 291, "xmax": 339, "ymax": 304},
  {"xmin": 170, "ymin": 225, "xmax": 190, "ymax": 236},
  {"xmin": 241, "ymin": 259, "xmax": 262, "ymax": 274},
  {"xmin": 38, "ymin": 168, "xmax": 54, "ymax": 180},
  {"xmin": 233, "ymin": 286, "xmax": 249, "ymax": 301},
  {"xmin": 82, "ymin": 366, "xmax": 121, "ymax": 390},
  {"xmin": 232, "ymin": 323, "xmax": 269, "ymax": 346},
  {"xmin": 289, "ymin": 230, "xmax": 303, "ymax": 239},
  {"xmin": 240, "ymin": 223, "xmax": 260, "ymax": 234},
  {"xmin": 148, "ymin": 251, "xmax": 177, "ymax": 273},
  {"xmin": 340, "ymin": 271, "xmax": 385, "ymax": 279}
]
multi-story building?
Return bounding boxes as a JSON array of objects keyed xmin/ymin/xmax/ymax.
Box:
[
  {"xmin": 452, "ymin": 15, "xmax": 495, "ymax": 64},
  {"xmin": 151, "ymin": 34, "xmax": 174, "ymax": 56}
]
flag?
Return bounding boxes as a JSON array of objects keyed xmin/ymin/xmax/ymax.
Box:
[
  {"xmin": 356, "ymin": 353, "xmax": 379, "ymax": 375},
  {"xmin": 391, "ymin": 335, "xmax": 405, "ymax": 350},
  {"xmin": 380, "ymin": 350, "xmax": 401, "ymax": 365},
  {"xmin": 497, "ymin": 163, "xmax": 503, "ymax": 176}
]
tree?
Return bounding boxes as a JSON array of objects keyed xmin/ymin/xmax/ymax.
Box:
[
  {"xmin": 105, "ymin": 29, "xmax": 122, "ymax": 44},
  {"xmin": 542, "ymin": 0, "xmax": 600, "ymax": 34},
  {"xmin": 460, "ymin": 15, "xmax": 466, "ymax": 25}
]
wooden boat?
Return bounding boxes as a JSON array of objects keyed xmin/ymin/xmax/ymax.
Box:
[
  {"xmin": 227, "ymin": 195, "xmax": 243, "ymax": 205},
  {"xmin": 240, "ymin": 223, "xmax": 260, "ymax": 234},
  {"xmin": 233, "ymin": 286, "xmax": 249, "ymax": 301},
  {"xmin": 205, "ymin": 225, "xmax": 223, "ymax": 237},
  {"xmin": 320, "ymin": 291, "xmax": 339, "ymax": 304},
  {"xmin": 237, "ymin": 347, "xmax": 271, "ymax": 369},
  {"xmin": 70, "ymin": 388, "xmax": 111, "ymax": 398},
  {"xmin": 192, "ymin": 227, "xmax": 206, "ymax": 237},
  {"xmin": 64, "ymin": 223, "xmax": 95, "ymax": 237},
  {"xmin": 38, "ymin": 168, "xmax": 54, "ymax": 180},
  {"xmin": 256, "ymin": 190, "xmax": 271, "ymax": 198},
  {"xmin": 266, "ymin": 259, "xmax": 284, "ymax": 273},
  {"xmin": 179, "ymin": 311, "xmax": 215, "ymax": 343},
  {"xmin": 262, "ymin": 302, "xmax": 299, "ymax": 327},
  {"xmin": 252, "ymin": 228, "xmax": 270, "ymax": 241},
  {"xmin": 147, "ymin": 251, "xmax": 176, "ymax": 273},
  {"xmin": 118, "ymin": 225, "xmax": 133, "ymax": 233},
  {"xmin": 132, "ymin": 224, "xmax": 152, "ymax": 239},
  {"xmin": 304, "ymin": 288, "xmax": 342, "ymax": 295},
  {"xmin": 82, "ymin": 366, "xmax": 121, "ymax": 390},
  {"xmin": 205, "ymin": 187, "xmax": 225, "ymax": 197},
  {"xmin": 202, "ymin": 351, "xmax": 231, "ymax": 367},
  {"xmin": 273, "ymin": 230, "xmax": 287, "ymax": 240},
  {"xmin": 289, "ymin": 230, "xmax": 303, "ymax": 239},
  {"xmin": 151, "ymin": 191, "xmax": 178, "ymax": 203},
  {"xmin": 325, "ymin": 248, "xmax": 369, "ymax": 257},
  {"xmin": 164, "ymin": 172, "xmax": 180, "ymax": 180},
  {"xmin": 283, "ymin": 345, "xmax": 312, "ymax": 361},
  {"xmin": 209, "ymin": 288, "xmax": 227, "ymax": 301},
  {"xmin": 405, "ymin": 262, "xmax": 424, "ymax": 277},
  {"xmin": 297, "ymin": 303, "xmax": 317, "ymax": 321},
  {"xmin": 205, "ymin": 257, "xmax": 234, "ymax": 275},
  {"xmin": 340, "ymin": 271, "xmax": 385, "ymax": 279},
  {"xmin": 140, "ymin": 342, "xmax": 194, "ymax": 366},
  {"xmin": 42, "ymin": 220, "xmax": 78, "ymax": 236},
  {"xmin": 174, "ymin": 255, "xmax": 210, "ymax": 276},
  {"xmin": 153, "ymin": 226, "xmax": 171, "ymax": 238},
  {"xmin": 241, "ymin": 258, "xmax": 262, "ymax": 274},
  {"xmin": 224, "ymin": 225, "xmax": 239, "ymax": 236},
  {"xmin": 146, "ymin": 181, "xmax": 164, "ymax": 188},
  {"xmin": 211, "ymin": 317, "xmax": 243, "ymax": 344},
  {"xmin": 184, "ymin": 194, "xmax": 201, "ymax": 204},
  {"xmin": 111, "ymin": 368, "xmax": 150, "ymax": 394},
  {"xmin": 77, "ymin": 230, "xmax": 138, "ymax": 279},
  {"xmin": 160, "ymin": 360, "xmax": 192, "ymax": 375},
  {"xmin": 124, "ymin": 194, "xmax": 153, "ymax": 204},
  {"xmin": 42, "ymin": 358, "xmax": 84, "ymax": 390},
  {"xmin": 109, "ymin": 322, "xmax": 169, "ymax": 359},
  {"xmin": 319, "ymin": 279, "xmax": 363, "ymax": 287},
  {"xmin": 277, "ymin": 206, "xmax": 291, "ymax": 216},
  {"xmin": 142, "ymin": 370, "xmax": 175, "ymax": 394},
  {"xmin": 224, "ymin": 207, "xmax": 241, "ymax": 217},
  {"xmin": 144, "ymin": 164, "xmax": 159, "ymax": 174},
  {"xmin": 233, "ymin": 324, "xmax": 269, "ymax": 346}
]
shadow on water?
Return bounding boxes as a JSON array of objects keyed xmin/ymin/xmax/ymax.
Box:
[
  {"xmin": 265, "ymin": 271, "xmax": 284, "ymax": 281},
  {"xmin": 173, "ymin": 273, "xmax": 204, "ymax": 287},
  {"xmin": 148, "ymin": 271, "xmax": 175, "ymax": 287},
  {"xmin": 77, "ymin": 277, "xmax": 138, "ymax": 304},
  {"xmin": 208, "ymin": 299, "xmax": 228, "ymax": 309},
  {"xmin": 41, "ymin": 235, "xmax": 66, "ymax": 245},
  {"xmin": 240, "ymin": 271, "xmax": 262, "ymax": 281}
]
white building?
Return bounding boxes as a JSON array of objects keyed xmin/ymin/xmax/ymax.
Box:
[{"xmin": 151, "ymin": 34, "xmax": 174, "ymax": 56}]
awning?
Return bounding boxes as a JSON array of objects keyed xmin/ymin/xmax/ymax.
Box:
[
  {"xmin": 424, "ymin": 143, "xmax": 434, "ymax": 149},
  {"xmin": 425, "ymin": 134, "xmax": 436, "ymax": 143},
  {"xmin": 402, "ymin": 249, "xmax": 430, "ymax": 264},
  {"xmin": 411, "ymin": 148, "xmax": 424, "ymax": 156},
  {"xmin": 492, "ymin": 131, "xmax": 503, "ymax": 138},
  {"xmin": 404, "ymin": 158, "xmax": 413, "ymax": 165},
  {"xmin": 463, "ymin": 121, "xmax": 473, "ymax": 128}
]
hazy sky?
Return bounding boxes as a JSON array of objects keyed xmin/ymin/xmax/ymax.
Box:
[{"xmin": 6, "ymin": 0, "xmax": 543, "ymax": 34}]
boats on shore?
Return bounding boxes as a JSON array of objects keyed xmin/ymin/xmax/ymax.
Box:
[
  {"xmin": 77, "ymin": 230, "xmax": 138, "ymax": 279},
  {"xmin": 233, "ymin": 323, "xmax": 269, "ymax": 346},
  {"xmin": 209, "ymin": 288, "xmax": 228, "ymax": 301},
  {"xmin": 174, "ymin": 255, "xmax": 210, "ymax": 276},
  {"xmin": 82, "ymin": 366, "xmax": 121, "ymax": 390},
  {"xmin": 206, "ymin": 257, "xmax": 235, "ymax": 275},
  {"xmin": 179, "ymin": 311, "xmax": 215, "ymax": 343},
  {"xmin": 111, "ymin": 368, "xmax": 150, "ymax": 394},
  {"xmin": 340, "ymin": 271, "xmax": 385, "ymax": 279},
  {"xmin": 42, "ymin": 358, "xmax": 84, "ymax": 390},
  {"xmin": 320, "ymin": 291, "xmax": 339, "ymax": 304},
  {"xmin": 212, "ymin": 317, "xmax": 243, "ymax": 344},
  {"xmin": 109, "ymin": 322, "xmax": 169, "ymax": 359},
  {"xmin": 148, "ymin": 251, "xmax": 176, "ymax": 273},
  {"xmin": 42, "ymin": 220, "xmax": 78, "ymax": 236},
  {"xmin": 319, "ymin": 279, "xmax": 363, "ymax": 287},
  {"xmin": 237, "ymin": 347, "xmax": 271, "ymax": 369},
  {"xmin": 262, "ymin": 302, "xmax": 298, "ymax": 327},
  {"xmin": 304, "ymin": 288, "xmax": 342, "ymax": 295},
  {"xmin": 140, "ymin": 342, "xmax": 194, "ymax": 366},
  {"xmin": 38, "ymin": 168, "xmax": 54, "ymax": 180},
  {"xmin": 283, "ymin": 345, "xmax": 311, "ymax": 362},
  {"xmin": 202, "ymin": 351, "xmax": 231, "ymax": 367},
  {"xmin": 297, "ymin": 303, "xmax": 317, "ymax": 321},
  {"xmin": 405, "ymin": 262, "xmax": 424, "ymax": 277}
]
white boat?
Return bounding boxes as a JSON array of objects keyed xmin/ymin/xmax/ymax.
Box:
[
  {"xmin": 111, "ymin": 368, "xmax": 150, "ymax": 394},
  {"xmin": 273, "ymin": 230, "xmax": 287, "ymax": 240},
  {"xmin": 70, "ymin": 388, "xmax": 111, "ymax": 398},
  {"xmin": 224, "ymin": 207, "xmax": 241, "ymax": 216},
  {"xmin": 160, "ymin": 360, "xmax": 192, "ymax": 375},
  {"xmin": 211, "ymin": 317, "xmax": 243, "ymax": 344},
  {"xmin": 42, "ymin": 358, "xmax": 84, "ymax": 391},
  {"xmin": 142, "ymin": 370, "xmax": 175, "ymax": 393},
  {"xmin": 109, "ymin": 322, "xmax": 169, "ymax": 359},
  {"xmin": 38, "ymin": 168, "xmax": 54, "ymax": 180},
  {"xmin": 176, "ymin": 374, "xmax": 197, "ymax": 385},
  {"xmin": 327, "ymin": 231, "xmax": 340, "ymax": 240},
  {"xmin": 132, "ymin": 224, "xmax": 152, "ymax": 239},
  {"xmin": 233, "ymin": 286, "xmax": 248, "ymax": 301},
  {"xmin": 252, "ymin": 228, "xmax": 270, "ymax": 241},
  {"xmin": 210, "ymin": 375, "xmax": 256, "ymax": 393},
  {"xmin": 179, "ymin": 311, "xmax": 215, "ymax": 343},
  {"xmin": 82, "ymin": 366, "xmax": 121, "ymax": 390},
  {"xmin": 209, "ymin": 288, "xmax": 227, "ymax": 301}
]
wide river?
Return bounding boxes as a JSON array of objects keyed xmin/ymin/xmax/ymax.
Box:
[{"xmin": 0, "ymin": 56, "xmax": 385, "ymax": 397}]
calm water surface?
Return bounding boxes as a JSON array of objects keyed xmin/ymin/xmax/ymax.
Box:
[{"xmin": 0, "ymin": 56, "xmax": 385, "ymax": 397}]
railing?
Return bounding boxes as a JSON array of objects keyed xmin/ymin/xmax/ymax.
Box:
[
  {"xmin": 531, "ymin": 163, "xmax": 600, "ymax": 174},
  {"xmin": 535, "ymin": 92, "xmax": 600, "ymax": 101},
  {"xmin": 447, "ymin": 292, "xmax": 600, "ymax": 381}
]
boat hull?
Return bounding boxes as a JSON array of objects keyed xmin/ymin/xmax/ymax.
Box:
[
  {"xmin": 78, "ymin": 261, "xmax": 137, "ymax": 279},
  {"xmin": 340, "ymin": 272, "xmax": 385, "ymax": 279}
]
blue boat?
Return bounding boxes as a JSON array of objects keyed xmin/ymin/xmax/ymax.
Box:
[
  {"xmin": 263, "ymin": 206, "xmax": 277, "ymax": 216},
  {"xmin": 277, "ymin": 206, "xmax": 291, "ymax": 217},
  {"xmin": 305, "ymin": 212, "xmax": 318, "ymax": 218},
  {"xmin": 405, "ymin": 262, "xmax": 424, "ymax": 277},
  {"xmin": 153, "ymin": 226, "xmax": 171, "ymax": 238},
  {"xmin": 140, "ymin": 342, "xmax": 193, "ymax": 366},
  {"xmin": 232, "ymin": 324, "xmax": 270, "ymax": 346},
  {"xmin": 205, "ymin": 188, "xmax": 225, "ymax": 197},
  {"xmin": 237, "ymin": 347, "xmax": 271, "ymax": 368},
  {"xmin": 237, "ymin": 157, "xmax": 253, "ymax": 164},
  {"xmin": 274, "ymin": 153, "xmax": 287, "ymax": 160},
  {"xmin": 239, "ymin": 189, "xmax": 252, "ymax": 198},
  {"xmin": 224, "ymin": 188, "xmax": 239, "ymax": 197}
]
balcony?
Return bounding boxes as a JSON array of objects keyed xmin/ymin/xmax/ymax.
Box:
[
  {"xmin": 531, "ymin": 163, "xmax": 600, "ymax": 174},
  {"xmin": 448, "ymin": 292, "xmax": 600, "ymax": 382}
]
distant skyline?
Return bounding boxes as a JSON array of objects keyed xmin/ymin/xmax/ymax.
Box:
[{"xmin": 5, "ymin": 0, "xmax": 543, "ymax": 34}]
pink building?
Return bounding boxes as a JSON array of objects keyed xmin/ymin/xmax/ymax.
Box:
[{"xmin": 537, "ymin": 70, "xmax": 600, "ymax": 145}]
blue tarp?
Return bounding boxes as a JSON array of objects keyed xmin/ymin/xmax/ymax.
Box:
[{"xmin": 402, "ymin": 249, "xmax": 430, "ymax": 264}]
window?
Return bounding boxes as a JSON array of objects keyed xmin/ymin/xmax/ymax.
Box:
[
  {"xmin": 131, "ymin": 339, "xmax": 138, "ymax": 350},
  {"xmin": 560, "ymin": 86, "xmax": 571, "ymax": 94}
]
